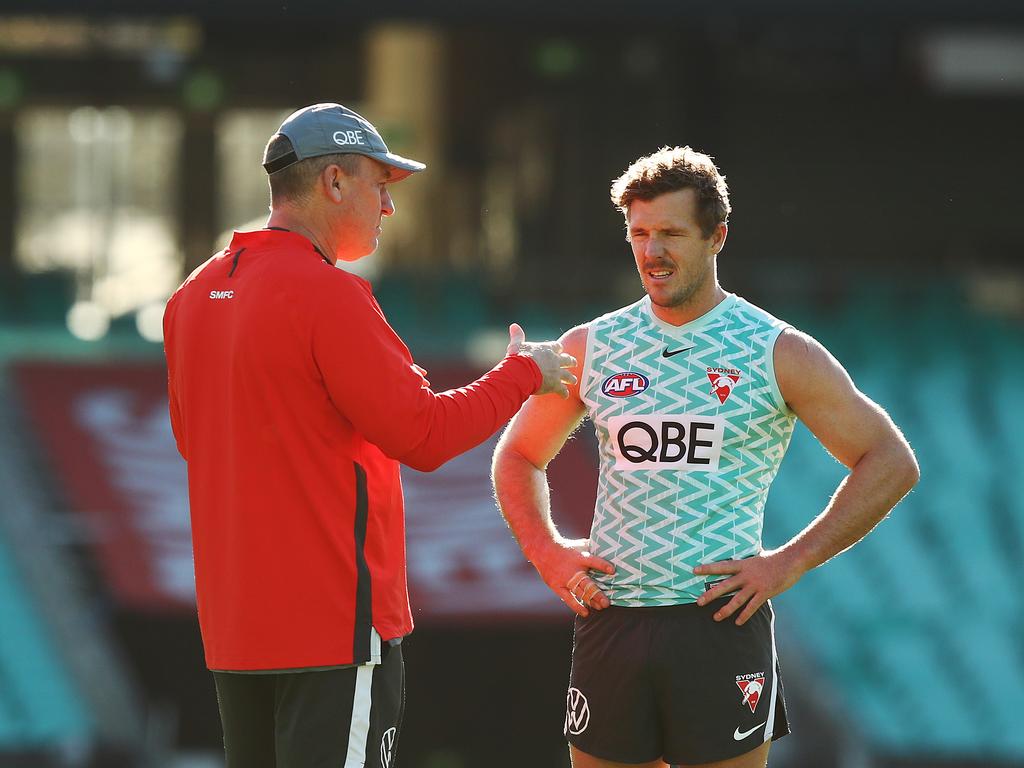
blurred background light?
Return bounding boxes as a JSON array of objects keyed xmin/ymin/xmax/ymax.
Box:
[
  {"xmin": 0, "ymin": 66, "xmax": 22, "ymax": 107},
  {"xmin": 66, "ymin": 300, "xmax": 109, "ymax": 341},
  {"xmin": 135, "ymin": 303, "xmax": 166, "ymax": 343},
  {"xmin": 0, "ymin": 15, "xmax": 201, "ymax": 58},
  {"xmin": 532, "ymin": 38, "xmax": 584, "ymax": 78},
  {"xmin": 465, "ymin": 327, "xmax": 512, "ymax": 370},
  {"xmin": 182, "ymin": 69, "xmax": 224, "ymax": 111},
  {"xmin": 922, "ymin": 29, "xmax": 1024, "ymax": 94}
]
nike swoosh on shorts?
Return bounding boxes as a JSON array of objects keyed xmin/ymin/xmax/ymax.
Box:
[{"xmin": 733, "ymin": 721, "xmax": 766, "ymax": 741}]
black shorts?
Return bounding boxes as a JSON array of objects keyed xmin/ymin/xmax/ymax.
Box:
[
  {"xmin": 565, "ymin": 599, "xmax": 788, "ymax": 765},
  {"xmin": 213, "ymin": 643, "xmax": 404, "ymax": 768}
]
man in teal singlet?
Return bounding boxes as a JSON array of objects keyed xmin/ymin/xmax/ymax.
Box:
[{"xmin": 492, "ymin": 146, "xmax": 920, "ymax": 768}]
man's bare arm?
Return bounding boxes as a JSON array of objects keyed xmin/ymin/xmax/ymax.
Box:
[
  {"xmin": 492, "ymin": 324, "xmax": 614, "ymax": 617},
  {"xmin": 695, "ymin": 327, "xmax": 920, "ymax": 624}
]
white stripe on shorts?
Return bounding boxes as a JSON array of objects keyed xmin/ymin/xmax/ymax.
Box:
[
  {"xmin": 345, "ymin": 628, "xmax": 382, "ymax": 768},
  {"xmin": 763, "ymin": 601, "xmax": 779, "ymax": 743}
]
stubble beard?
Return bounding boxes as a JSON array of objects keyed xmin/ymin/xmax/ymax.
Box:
[{"xmin": 646, "ymin": 259, "xmax": 710, "ymax": 311}]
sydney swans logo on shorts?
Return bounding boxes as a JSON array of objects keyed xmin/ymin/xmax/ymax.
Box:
[
  {"xmin": 707, "ymin": 366, "xmax": 742, "ymax": 404},
  {"xmin": 380, "ymin": 726, "xmax": 396, "ymax": 768},
  {"xmin": 602, "ymin": 372, "xmax": 650, "ymax": 398},
  {"xmin": 736, "ymin": 672, "xmax": 766, "ymax": 713},
  {"xmin": 608, "ymin": 414, "xmax": 725, "ymax": 471},
  {"xmin": 564, "ymin": 688, "xmax": 590, "ymax": 735}
]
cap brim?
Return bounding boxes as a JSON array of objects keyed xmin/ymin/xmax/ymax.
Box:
[{"xmin": 374, "ymin": 152, "xmax": 426, "ymax": 182}]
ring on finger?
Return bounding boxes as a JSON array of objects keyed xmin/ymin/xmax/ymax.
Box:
[{"xmin": 567, "ymin": 572, "xmax": 587, "ymax": 595}]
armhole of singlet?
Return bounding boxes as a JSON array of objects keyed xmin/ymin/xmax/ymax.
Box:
[
  {"xmin": 579, "ymin": 322, "xmax": 598, "ymax": 411},
  {"xmin": 766, "ymin": 324, "xmax": 794, "ymax": 416}
]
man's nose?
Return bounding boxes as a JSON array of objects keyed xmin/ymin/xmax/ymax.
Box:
[
  {"xmin": 643, "ymin": 234, "xmax": 664, "ymax": 258},
  {"xmin": 381, "ymin": 188, "xmax": 395, "ymax": 217}
]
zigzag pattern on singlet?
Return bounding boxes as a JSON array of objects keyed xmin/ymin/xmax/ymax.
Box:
[{"xmin": 581, "ymin": 294, "xmax": 796, "ymax": 606}]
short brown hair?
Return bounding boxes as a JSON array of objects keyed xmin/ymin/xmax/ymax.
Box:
[
  {"xmin": 610, "ymin": 146, "xmax": 731, "ymax": 238},
  {"xmin": 264, "ymin": 133, "xmax": 361, "ymax": 204}
]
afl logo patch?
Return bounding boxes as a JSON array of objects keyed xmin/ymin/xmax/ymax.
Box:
[{"xmin": 602, "ymin": 372, "xmax": 649, "ymax": 398}]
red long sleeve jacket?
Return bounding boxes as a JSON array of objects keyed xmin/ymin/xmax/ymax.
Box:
[{"xmin": 163, "ymin": 229, "xmax": 541, "ymax": 670}]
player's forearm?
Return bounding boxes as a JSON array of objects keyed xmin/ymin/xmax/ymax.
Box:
[
  {"xmin": 780, "ymin": 436, "xmax": 919, "ymax": 574},
  {"xmin": 492, "ymin": 446, "xmax": 561, "ymax": 560}
]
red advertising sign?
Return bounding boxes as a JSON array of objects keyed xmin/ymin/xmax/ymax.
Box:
[{"xmin": 14, "ymin": 361, "xmax": 194, "ymax": 611}]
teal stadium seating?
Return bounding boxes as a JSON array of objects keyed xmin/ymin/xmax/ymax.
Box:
[
  {"xmin": 0, "ymin": 533, "xmax": 91, "ymax": 750},
  {"xmin": 0, "ymin": 277, "xmax": 1020, "ymax": 763},
  {"xmin": 763, "ymin": 287, "xmax": 1024, "ymax": 763}
]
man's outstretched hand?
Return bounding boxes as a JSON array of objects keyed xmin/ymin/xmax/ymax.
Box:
[{"xmin": 507, "ymin": 323, "xmax": 578, "ymax": 398}]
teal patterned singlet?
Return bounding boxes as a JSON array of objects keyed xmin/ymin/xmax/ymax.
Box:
[{"xmin": 579, "ymin": 293, "xmax": 797, "ymax": 606}]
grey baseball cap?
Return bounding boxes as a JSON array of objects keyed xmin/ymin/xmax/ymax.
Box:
[{"xmin": 263, "ymin": 103, "xmax": 426, "ymax": 181}]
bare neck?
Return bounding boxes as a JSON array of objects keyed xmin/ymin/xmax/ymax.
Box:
[
  {"xmin": 266, "ymin": 208, "xmax": 337, "ymax": 264},
  {"xmin": 649, "ymin": 281, "xmax": 729, "ymax": 327}
]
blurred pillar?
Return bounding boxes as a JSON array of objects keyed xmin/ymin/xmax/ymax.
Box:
[
  {"xmin": 364, "ymin": 24, "xmax": 446, "ymax": 271},
  {"xmin": 0, "ymin": 111, "xmax": 17, "ymax": 308},
  {"xmin": 179, "ymin": 110, "xmax": 218, "ymax": 275}
]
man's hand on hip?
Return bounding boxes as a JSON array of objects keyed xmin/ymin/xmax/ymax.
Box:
[
  {"xmin": 507, "ymin": 323, "xmax": 578, "ymax": 398},
  {"xmin": 693, "ymin": 548, "xmax": 808, "ymax": 625},
  {"xmin": 526, "ymin": 537, "xmax": 615, "ymax": 618}
]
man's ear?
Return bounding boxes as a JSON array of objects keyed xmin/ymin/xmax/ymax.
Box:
[
  {"xmin": 712, "ymin": 222, "xmax": 728, "ymax": 254},
  {"xmin": 323, "ymin": 164, "xmax": 345, "ymax": 202}
]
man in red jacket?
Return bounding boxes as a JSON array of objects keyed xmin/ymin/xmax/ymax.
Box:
[{"xmin": 163, "ymin": 103, "xmax": 579, "ymax": 768}]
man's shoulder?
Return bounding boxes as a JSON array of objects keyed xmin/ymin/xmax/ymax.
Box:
[
  {"xmin": 559, "ymin": 324, "xmax": 590, "ymax": 363},
  {"xmin": 168, "ymin": 251, "xmax": 227, "ymax": 302},
  {"xmin": 730, "ymin": 293, "xmax": 789, "ymax": 330},
  {"xmin": 317, "ymin": 265, "xmax": 376, "ymax": 303},
  {"xmin": 562, "ymin": 298, "xmax": 646, "ymax": 353},
  {"xmin": 774, "ymin": 326, "xmax": 820, "ymax": 365},
  {"xmin": 587, "ymin": 297, "xmax": 648, "ymax": 329},
  {"xmin": 253, "ymin": 242, "xmax": 374, "ymax": 301}
]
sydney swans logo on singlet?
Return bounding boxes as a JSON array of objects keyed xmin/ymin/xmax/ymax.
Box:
[
  {"xmin": 707, "ymin": 366, "xmax": 742, "ymax": 404},
  {"xmin": 608, "ymin": 414, "xmax": 725, "ymax": 471}
]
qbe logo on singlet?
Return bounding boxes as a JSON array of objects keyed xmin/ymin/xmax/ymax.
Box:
[{"xmin": 608, "ymin": 414, "xmax": 725, "ymax": 471}]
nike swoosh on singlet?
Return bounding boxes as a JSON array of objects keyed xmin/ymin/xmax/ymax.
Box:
[
  {"xmin": 733, "ymin": 722, "xmax": 766, "ymax": 741},
  {"xmin": 661, "ymin": 346, "xmax": 694, "ymax": 358}
]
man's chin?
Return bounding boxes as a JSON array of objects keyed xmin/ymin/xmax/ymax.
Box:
[
  {"xmin": 648, "ymin": 286, "xmax": 697, "ymax": 311},
  {"xmin": 645, "ymin": 284, "xmax": 681, "ymax": 306},
  {"xmin": 339, "ymin": 243, "xmax": 378, "ymax": 263}
]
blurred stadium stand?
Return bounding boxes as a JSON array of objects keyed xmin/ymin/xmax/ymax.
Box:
[
  {"xmin": 1, "ymin": 280, "xmax": 1021, "ymax": 767},
  {"xmin": 0, "ymin": 2, "xmax": 1023, "ymax": 766},
  {"xmin": 0, "ymin": 374, "xmax": 144, "ymax": 765},
  {"xmin": 763, "ymin": 285, "xmax": 1024, "ymax": 767}
]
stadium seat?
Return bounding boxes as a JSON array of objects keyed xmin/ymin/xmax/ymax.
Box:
[
  {"xmin": 765, "ymin": 292, "xmax": 1024, "ymax": 763},
  {"xmin": 0, "ymin": 534, "xmax": 90, "ymax": 747}
]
